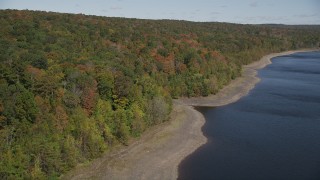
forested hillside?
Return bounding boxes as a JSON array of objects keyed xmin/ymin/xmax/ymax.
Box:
[{"xmin": 0, "ymin": 10, "xmax": 319, "ymax": 179}]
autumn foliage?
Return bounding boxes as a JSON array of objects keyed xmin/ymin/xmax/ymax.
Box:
[{"xmin": 0, "ymin": 9, "xmax": 319, "ymax": 178}]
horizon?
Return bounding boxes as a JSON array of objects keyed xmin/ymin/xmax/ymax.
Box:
[
  {"xmin": 1, "ymin": 0, "xmax": 320, "ymax": 25},
  {"xmin": 2, "ymin": 9, "xmax": 320, "ymax": 26}
]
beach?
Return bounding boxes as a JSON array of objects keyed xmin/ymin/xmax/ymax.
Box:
[{"xmin": 63, "ymin": 49, "xmax": 317, "ymax": 180}]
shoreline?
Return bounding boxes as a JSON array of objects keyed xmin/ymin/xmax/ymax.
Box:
[
  {"xmin": 177, "ymin": 49, "xmax": 318, "ymax": 107},
  {"xmin": 63, "ymin": 103, "xmax": 207, "ymax": 180},
  {"xmin": 64, "ymin": 49, "xmax": 318, "ymax": 180}
]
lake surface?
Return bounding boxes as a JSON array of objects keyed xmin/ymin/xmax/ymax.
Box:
[{"xmin": 178, "ymin": 51, "xmax": 320, "ymax": 180}]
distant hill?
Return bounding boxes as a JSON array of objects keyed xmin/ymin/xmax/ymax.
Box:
[
  {"xmin": 0, "ymin": 9, "xmax": 319, "ymax": 179},
  {"xmin": 258, "ymin": 24, "xmax": 320, "ymax": 29}
]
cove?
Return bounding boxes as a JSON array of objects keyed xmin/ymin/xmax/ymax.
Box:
[{"xmin": 178, "ymin": 51, "xmax": 320, "ymax": 180}]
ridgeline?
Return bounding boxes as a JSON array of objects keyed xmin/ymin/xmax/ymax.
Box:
[{"xmin": 0, "ymin": 10, "xmax": 319, "ymax": 179}]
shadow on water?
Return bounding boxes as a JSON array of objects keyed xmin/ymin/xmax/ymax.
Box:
[{"xmin": 178, "ymin": 51, "xmax": 320, "ymax": 180}]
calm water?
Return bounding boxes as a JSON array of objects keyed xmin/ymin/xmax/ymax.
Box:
[{"xmin": 178, "ymin": 51, "xmax": 320, "ymax": 180}]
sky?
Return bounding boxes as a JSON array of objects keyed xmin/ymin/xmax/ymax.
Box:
[{"xmin": 0, "ymin": 0, "xmax": 320, "ymax": 24}]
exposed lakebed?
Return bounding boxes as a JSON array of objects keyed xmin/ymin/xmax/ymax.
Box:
[{"xmin": 179, "ymin": 51, "xmax": 320, "ymax": 180}]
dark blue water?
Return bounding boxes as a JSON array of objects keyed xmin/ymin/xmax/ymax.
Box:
[{"xmin": 178, "ymin": 51, "xmax": 320, "ymax": 180}]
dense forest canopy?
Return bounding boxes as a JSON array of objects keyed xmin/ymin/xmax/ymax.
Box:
[{"xmin": 0, "ymin": 10, "xmax": 319, "ymax": 179}]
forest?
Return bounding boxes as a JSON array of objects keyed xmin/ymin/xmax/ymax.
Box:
[{"xmin": 0, "ymin": 10, "xmax": 319, "ymax": 179}]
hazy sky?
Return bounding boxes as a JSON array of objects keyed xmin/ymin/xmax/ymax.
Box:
[{"xmin": 1, "ymin": 0, "xmax": 319, "ymax": 24}]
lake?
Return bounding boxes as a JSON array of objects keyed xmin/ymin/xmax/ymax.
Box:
[{"xmin": 178, "ymin": 51, "xmax": 320, "ymax": 180}]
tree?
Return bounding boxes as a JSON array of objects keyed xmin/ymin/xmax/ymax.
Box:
[
  {"xmin": 0, "ymin": 101, "xmax": 6, "ymax": 128},
  {"xmin": 0, "ymin": 147, "xmax": 29, "ymax": 179},
  {"xmin": 96, "ymin": 72, "xmax": 114, "ymax": 100},
  {"xmin": 30, "ymin": 156, "xmax": 46, "ymax": 179},
  {"xmin": 81, "ymin": 86, "xmax": 97, "ymax": 116},
  {"xmin": 113, "ymin": 73, "xmax": 132, "ymax": 98},
  {"xmin": 146, "ymin": 96, "xmax": 170, "ymax": 125},
  {"xmin": 70, "ymin": 108, "xmax": 105, "ymax": 158},
  {"xmin": 8, "ymin": 84, "xmax": 39, "ymax": 124},
  {"xmin": 113, "ymin": 109, "xmax": 130, "ymax": 145},
  {"xmin": 33, "ymin": 74, "xmax": 59, "ymax": 98},
  {"xmin": 61, "ymin": 135, "xmax": 82, "ymax": 168},
  {"xmin": 157, "ymin": 48, "xmax": 169, "ymax": 57},
  {"xmin": 54, "ymin": 105, "xmax": 68, "ymax": 131},
  {"xmin": 129, "ymin": 102, "xmax": 146, "ymax": 136}
]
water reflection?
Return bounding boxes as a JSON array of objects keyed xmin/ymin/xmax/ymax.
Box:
[{"xmin": 178, "ymin": 51, "xmax": 320, "ymax": 180}]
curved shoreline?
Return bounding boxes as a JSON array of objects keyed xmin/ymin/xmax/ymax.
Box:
[
  {"xmin": 63, "ymin": 103, "xmax": 207, "ymax": 180},
  {"xmin": 177, "ymin": 49, "xmax": 318, "ymax": 107},
  {"xmin": 63, "ymin": 49, "xmax": 318, "ymax": 180}
]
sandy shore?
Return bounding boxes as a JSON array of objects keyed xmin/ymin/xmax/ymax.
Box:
[
  {"xmin": 63, "ymin": 104, "xmax": 206, "ymax": 180},
  {"xmin": 63, "ymin": 49, "xmax": 317, "ymax": 180},
  {"xmin": 178, "ymin": 49, "xmax": 318, "ymax": 107}
]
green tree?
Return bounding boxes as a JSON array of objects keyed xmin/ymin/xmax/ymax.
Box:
[
  {"xmin": 96, "ymin": 72, "xmax": 114, "ymax": 100},
  {"xmin": 146, "ymin": 96, "xmax": 170, "ymax": 125}
]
